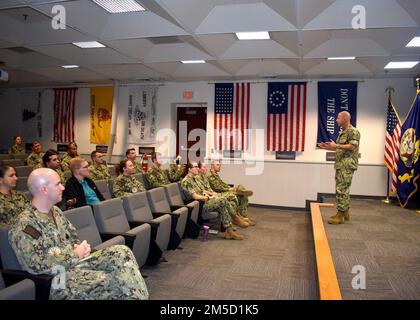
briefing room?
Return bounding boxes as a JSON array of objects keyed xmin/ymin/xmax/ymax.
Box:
[{"xmin": 0, "ymin": 0, "xmax": 420, "ymax": 304}]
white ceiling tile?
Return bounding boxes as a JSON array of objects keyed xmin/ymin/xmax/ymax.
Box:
[
  {"xmin": 144, "ymin": 43, "xmax": 214, "ymax": 63},
  {"xmin": 304, "ymin": 0, "xmax": 417, "ymax": 30},
  {"xmin": 305, "ymin": 60, "xmax": 373, "ymax": 76},
  {"xmin": 221, "ymin": 40, "xmax": 298, "ymax": 59},
  {"xmin": 235, "ymin": 59, "xmax": 298, "ymax": 76},
  {"xmin": 305, "ymin": 39, "xmax": 389, "ymax": 58},
  {"xmin": 196, "ymin": 2, "xmax": 297, "ymax": 34}
]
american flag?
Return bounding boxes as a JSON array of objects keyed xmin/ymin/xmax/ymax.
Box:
[
  {"xmin": 384, "ymin": 96, "xmax": 401, "ymax": 192},
  {"xmin": 53, "ymin": 88, "xmax": 77, "ymax": 142},
  {"xmin": 213, "ymin": 83, "xmax": 250, "ymax": 151},
  {"xmin": 267, "ymin": 82, "xmax": 307, "ymax": 151}
]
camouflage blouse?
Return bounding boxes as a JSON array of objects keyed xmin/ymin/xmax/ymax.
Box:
[
  {"xmin": 113, "ymin": 174, "xmax": 145, "ymax": 198},
  {"xmin": 335, "ymin": 125, "xmax": 360, "ymax": 171},
  {"xmin": 0, "ymin": 190, "xmax": 30, "ymax": 226},
  {"xmin": 88, "ymin": 164, "xmax": 111, "ymax": 181},
  {"xmin": 27, "ymin": 152, "xmax": 44, "ymax": 169}
]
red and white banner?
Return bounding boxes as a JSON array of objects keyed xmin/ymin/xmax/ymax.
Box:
[{"xmin": 53, "ymin": 88, "xmax": 77, "ymax": 142}]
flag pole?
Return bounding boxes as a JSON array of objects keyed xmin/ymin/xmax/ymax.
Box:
[{"xmin": 383, "ymin": 86, "xmax": 395, "ymax": 204}]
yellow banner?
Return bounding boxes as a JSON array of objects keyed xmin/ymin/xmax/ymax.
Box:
[{"xmin": 90, "ymin": 86, "xmax": 113, "ymax": 145}]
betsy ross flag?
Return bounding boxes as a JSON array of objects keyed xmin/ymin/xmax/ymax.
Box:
[
  {"xmin": 384, "ymin": 96, "xmax": 401, "ymax": 193},
  {"xmin": 214, "ymin": 83, "xmax": 250, "ymax": 151},
  {"xmin": 267, "ymin": 82, "xmax": 307, "ymax": 151},
  {"xmin": 53, "ymin": 88, "xmax": 77, "ymax": 142}
]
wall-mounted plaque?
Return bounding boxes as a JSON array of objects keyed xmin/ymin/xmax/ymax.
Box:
[
  {"xmin": 223, "ymin": 150, "xmax": 242, "ymax": 158},
  {"xmin": 326, "ymin": 152, "xmax": 336, "ymax": 161},
  {"xmin": 139, "ymin": 146, "xmax": 155, "ymax": 155},
  {"xmin": 275, "ymin": 151, "xmax": 296, "ymax": 160},
  {"xmin": 96, "ymin": 145, "xmax": 108, "ymax": 153}
]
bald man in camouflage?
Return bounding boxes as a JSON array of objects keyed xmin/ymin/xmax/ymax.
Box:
[
  {"xmin": 318, "ymin": 111, "xmax": 360, "ymax": 224},
  {"xmin": 8, "ymin": 168, "xmax": 149, "ymax": 300}
]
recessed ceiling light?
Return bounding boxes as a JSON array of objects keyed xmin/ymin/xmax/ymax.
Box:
[
  {"xmin": 61, "ymin": 65, "xmax": 79, "ymax": 69},
  {"xmin": 327, "ymin": 57, "xmax": 356, "ymax": 60},
  {"xmin": 406, "ymin": 37, "xmax": 420, "ymax": 47},
  {"xmin": 72, "ymin": 41, "xmax": 106, "ymax": 48},
  {"xmin": 181, "ymin": 60, "xmax": 206, "ymax": 64},
  {"xmin": 236, "ymin": 32, "xmax": 270, "ymax": 40},
  {"xmin": 92, "ymin": 0, "xmax": 145, "ymax": 13},
  {"xmin": 384, "ymin": 61, "xmax": 419, "ymax": 69}
]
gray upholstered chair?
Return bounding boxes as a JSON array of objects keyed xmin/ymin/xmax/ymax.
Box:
[
  {"xmin": 94, "ymin": 179, "xmax": 112, "ymax": 200},
  {"xmin": 63, "ymin": 205, "xmax": 125, "ymax": 251},
  {"xmin": 164, "ymin": 183, "xmax": 201, "ymax": 239},
  {"xmin": 92, "ymin": 198, "xmax": 151, "ymax": 267},
  {"xmin": 14, "ymin": 165, "xmax": 33, "ymax": 178},
  {"xmin": 122, "ymin": 192, "xmax": 171, "ymax": 260},
  {"xmin": 146, "ymin": 187, "xmax": 188, "ymax": 249},
  {"xmin": 15, "ymin": 176, "xmax": 28, "ymax": 191},
  {"xmin": 0, "ymin": 226, "xmax": 52, "ymax": 300},
  {"xmin": 0, "ymin": 273, "xmax": 35, "ymax": 300}
]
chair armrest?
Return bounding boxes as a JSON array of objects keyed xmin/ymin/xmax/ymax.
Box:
[
  {"xmin": 129, "ymin": 220, "xmax": 160, "ymax": 229},
  {"xmin": 99, "ymin": 232, "xmax": 136, "ymax": 250},
  {"xmin": 170, "ymin": 205, "xmax": 184, "ymax": 211},
  {"xmin": 1, "ymin": 269, "xmax": 53, "ymax": 300}
]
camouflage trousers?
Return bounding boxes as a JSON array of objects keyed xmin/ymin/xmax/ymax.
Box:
[
  {"xmin": 335, "ymin": 169, "xmax": 355, "ymax": 212},
  {"xmin": 203, "ymin": 197, "xmax": 234, "ymax": 228},
  {"xmin": 233, "ymin": 185, "xmax": 249, "ymax": 217},
  {"xmin": 51, "ymin": 245, "xmax": 149, "ymax": 300}
]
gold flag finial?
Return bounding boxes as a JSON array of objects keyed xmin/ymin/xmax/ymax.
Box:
[{"xmin": 416, "ymin": 78, "xmax": 420, "ymax": 93}]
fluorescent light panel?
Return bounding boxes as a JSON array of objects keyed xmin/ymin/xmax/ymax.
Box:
[
  {"xmin": 72, "ymin": 41, "xmax": 105, "ymax": 48},
  {"xmin": 92, "ymin": 0, "xmax": 145, "ymax": 13},
  {"xmin": 406, "ymin": 37, "xmax": 420, "ymax": 47},
  {"xmin": 61, "ymin": 65, "xmax": 79, "ymax": 69},
  {"xmin": 181, "ymin": 60, "xmax": 206, "ymax": 64},
  {"xmin": 328, "ymin": 57, "xmax": 356, "ymax": 60},
  {"xmin": 236, "ymin": 31, "xmax": 270, "ymax": 40},
  {"xmin": 384, "ymin": 61, "xmax": 419, "ymax": 69}
]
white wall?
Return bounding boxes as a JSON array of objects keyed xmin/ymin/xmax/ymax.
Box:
[{"xmin": 0, "ymin": 78, "xmax": 416, "ymax": 207}]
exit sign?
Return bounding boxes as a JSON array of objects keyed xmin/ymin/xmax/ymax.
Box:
[{"xmin": 183, "ymin": 91, "xmax": 193, "ymax": 99}]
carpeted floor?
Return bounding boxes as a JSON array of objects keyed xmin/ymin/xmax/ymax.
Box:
[
  {"xmin": 142, "ymin": 207, "xmax": 319, "ymax": 300},
  {"xmin": 321, "ymin": 198, "xmax": 420, "ymax": 300}
]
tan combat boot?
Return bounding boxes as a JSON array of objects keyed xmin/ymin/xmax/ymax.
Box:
[
  {"xmin": 224, "ymin": 227, "xmax": 244, "ymax": 240},
  {"xmin": 343, "ymin": 210, "xmax": 350, "ymax": 222},
  {"xmin": 236, "ymin": 189, "xmax": 253, "ymax": 197},
  {"xmin": 242, "ymin": 217, "xmax": 256, "ymax": 226},
  {"xmin": 232, "ymin": 214, "xmax": 249, "ymax": 228},
  {"xmin": 328, "ymin": 211, "xmax": 344, "ymax": 225}
]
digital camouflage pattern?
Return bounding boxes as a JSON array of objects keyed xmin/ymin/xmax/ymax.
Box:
[
  {"xmin": 206, "ymin": 170, "xmax": 249, "ymax": 217},
  {"xmin": 168, "ymin": 164, "xmax": 186, "ymax": 182},
  {"xmin": 8, "ymin": 205, "xmax": 149, "ymax": 300},
  {"xmin": 335, "ymin": 125, "xmax": 360, "ymax": 212},
  {"xmin": 60, "ymin": 154, "xmax": 74, "ymax": 172},
  {"xmin": 88, "ymin": 164, "xmax": 111, "ymax": 181},
  {"xmin": 55, "ymin": 167, "xmax": 68, "ymax": 185},
  {"xmin": 8, "ymin": 145, "xmax": 26, "ymax": 156},
  {"xmin": 113, "ymin": 174, "xmax": 145, "ymax": 198},
  {"xmin": 0, "ymin": 190, "xmax": 30, "ymax": 226},
  {"xmin": 27, "ymin": 152, "xmax": 44, "ymax": 169},
  {"xmin": 132, "ymin": 160, "xmax": 143, "ymax": 174},
  {"xmin": 146, "ymin": 165, "xmax": 170, "ymax": 188},
  {"xmin": 335, "ymin": 125, "xmax": 360, "ymax": 171},
  {"xmin": 181, "ymin": 175, "xmax": 233, "ymax": 228},
  {"xmin": 194, "ymin": 174, "xmax": 239, "ymax": 213}
]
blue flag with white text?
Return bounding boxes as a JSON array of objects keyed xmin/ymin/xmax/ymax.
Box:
[
  {"xmin": 317, "ymin": 82, "xmax": 357, "ymax": 144},
  {"xmin": 397, "ymin": 93, "xmax": 420, "ymax": 208}
]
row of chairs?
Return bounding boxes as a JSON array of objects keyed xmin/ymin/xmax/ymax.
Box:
[
  {"xmin": 0, "ymin": 184, "xmax": 209, "ymax": 299},
  {"xmin": 0, "ymin": 154, "xmax": 27, "ymax": 161}
]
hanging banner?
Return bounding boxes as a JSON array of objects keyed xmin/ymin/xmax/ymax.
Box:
[
  {"xmin": 22, "ymin": 90, "xmax": 43, "ymax": 140},
  {"xmin": 127, "ymin": 86, "xmax": 158, "ymax": 144},
  {"xmin": 317, "ymin": 81, "xmax": 358, "ymax": 144},
  {"xmin": 90, "ymin": 86, "xmax": 113, "ymax": 145}
]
